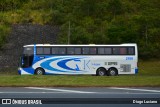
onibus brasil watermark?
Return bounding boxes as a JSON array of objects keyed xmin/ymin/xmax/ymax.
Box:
[{"xmin": 2, "ymin": 99, "xmax": 42, "ymax": 104}]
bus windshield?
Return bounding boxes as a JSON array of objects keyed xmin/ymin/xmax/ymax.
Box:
[
  {"xmin": 19, "ymin": 47, "xmax": 34, "ymax": 68},
  {"xmin": 23, "ymin": 47, "xmax": 34, "ymax": 55}
]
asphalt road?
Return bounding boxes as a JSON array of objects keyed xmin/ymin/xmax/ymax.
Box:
[{"xmin": 0, "ymin": 87, "xmax": 160, "ymax": 107}]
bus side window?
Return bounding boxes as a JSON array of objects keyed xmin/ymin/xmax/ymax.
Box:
[
  {"xmin": 105, "ymin": 48, "xmax": 112, "ymax": 55},
  {"xmin": 90, "ymin": 48, "xmax": 97, "ymax": 54},
  {"xmin": 37, "ymin": 48, "xmax": 43, "ymax": 54},
  {"xmin": 98, "ymin": 48, "xmax": 105, "ymax": 54},
  {"xmin": 44, "ymin": 48, "xmax": 51, "ymax": 55},
  {"xmin": 82, "ymin": 48, "xmax": 89, "ymax": 55},
  {"xmin": 128, "ymin": 47, "xmax": 134, "ymax": 55},
  {"xmin": 120, "ymin": 48, "xmax": 127, "ymax": 55},
  {"xmin": 67, "ymin": 48, "xmax": 74, "ymax": 55},
  {"xmin": 52, "ymin": 48, "xmax": 58, "ymax": 55},
  {"xmin": 58, "ymin": 48, "xmax": 66, "ymax": 54},
  {"xmin": 75, "ymin": 48, "xmax": 81, "ymax": 55},
  {"xmin": 113, "ymin": 48, "xmax": 119, "ymax": 55}
]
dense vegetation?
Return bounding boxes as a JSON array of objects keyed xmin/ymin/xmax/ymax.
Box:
[{"xmin": 0, "ymin": 0, "xmax": 160, "ymax": 59}]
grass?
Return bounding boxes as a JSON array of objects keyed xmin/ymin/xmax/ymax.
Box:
[
  {"xmin": 138, "ymin": 60, "xmax": 160, "ymax": 76},
  {"xmin": 0, "ymin": 75, "xmax": 159, "ymax": 87},
  {"xmin": 0, "ymin": 61, "xmax": 160, "ymax": 87}
]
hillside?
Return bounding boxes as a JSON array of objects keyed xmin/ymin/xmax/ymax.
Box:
[{"xmin": 0, "ymin": 0, "xmax": 160, "ymax": 60}]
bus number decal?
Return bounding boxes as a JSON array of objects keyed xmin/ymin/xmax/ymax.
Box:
[{"xmin": 126, "ymin": 57, "xmax": 133, "ymax": 60}]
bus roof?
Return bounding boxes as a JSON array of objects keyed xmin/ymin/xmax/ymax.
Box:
[{"xmin": 23, "ymin": 43, "xmax": 137, "ymax": 47}]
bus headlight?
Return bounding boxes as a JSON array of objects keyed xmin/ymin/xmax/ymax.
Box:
[{"xmin": 18, "ymin": 67, "xmax": 21, "ymax": 70}]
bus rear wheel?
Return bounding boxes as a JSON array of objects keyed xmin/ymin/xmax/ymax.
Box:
[
  {"xmin": 108, "ymin": 68, "xmax": 118, "ymax": 76},
  {"xmin": 35, "ymin": 68, "xmax": 45, "ymax": 75},
  {"xmin": 96, "ymin": 68, "xmax": 106, "ymax": 76}
]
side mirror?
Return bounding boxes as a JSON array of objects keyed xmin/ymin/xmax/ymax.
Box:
[{"xmin": 18, "ymin": 56, "xmax": 23, "ymax": 67}]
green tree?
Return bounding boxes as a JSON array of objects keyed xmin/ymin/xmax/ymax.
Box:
[{"xmin": 107, "ymin": 0, "xmax": 124, "ymax": 19}]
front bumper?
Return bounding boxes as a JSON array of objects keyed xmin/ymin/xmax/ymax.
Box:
[{"xmin": 18, "ymin": 67, "xmax": 34, "ymax": 75}]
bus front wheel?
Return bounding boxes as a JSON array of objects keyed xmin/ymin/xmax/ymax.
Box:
[
  {"xmin": 35, "ymin": 68, "xmax": 45, "ymax": 75},
  {"xmin": 96, "ymin": 68, "xmax": 107, "ymax": 76},
  {"xmin": 108, "ymin": 68, "xmax": 118, "ymax": 76}
]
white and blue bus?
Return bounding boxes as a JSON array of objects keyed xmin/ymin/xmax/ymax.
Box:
[{"xmin": 18, "ymin": 44, "xmax": 138, "ymax": 76}]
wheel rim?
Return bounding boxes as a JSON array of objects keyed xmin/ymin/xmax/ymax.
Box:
[
  {"xmin": 110, "ymin": 70, "xmax": 116, "ymax": 76},
  {"xmin": 37, "ymin": 69, "xmax": 43, "ymax": 75},
  {"xmin": 98, "ymin": 69, "xmax": 105, "ymax": 76}
]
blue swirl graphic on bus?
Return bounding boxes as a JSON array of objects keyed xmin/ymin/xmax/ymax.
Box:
[
  {"xmin": 40, "ymin": 57, "xmax": 66, "ymax": 72},
  {"xmin": 57, "ymin": 58, "xmax": 81, "ymax": 71},
  {"xmin": 40, "ymin": 57, "xmax": 83, "ymax": 72}
]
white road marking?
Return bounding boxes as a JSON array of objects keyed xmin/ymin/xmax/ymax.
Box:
[
  {"xmin": 0, "ymin": 92, "xmax": 159, "ymax": 94},
  {"xmin": 110, "ymin": 87, "xmax": 160, "ymax": 93},
  {"xmin": 97, "ymin": 92, "xmax": 160, "ymax": 94},
  {"xmin": 0, "ymin": 91, "xmax": 160, "ymax": 95},
  {"xmin": 25, "ymin": 87, "xmax": 96, "ymax": 93},
  {"xmin": 0, "ymin": 92, "xmax": 67, "ymax": 94}
]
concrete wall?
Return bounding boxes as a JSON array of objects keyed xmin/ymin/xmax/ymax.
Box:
[{"xmin": 0, "ymin": 24, "xmax": 59, "ymax": 71}]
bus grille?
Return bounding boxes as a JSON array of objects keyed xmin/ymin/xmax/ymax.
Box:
[{"xmin": 120, "ymin": 64, "xmax": 131, "ymax": 72}]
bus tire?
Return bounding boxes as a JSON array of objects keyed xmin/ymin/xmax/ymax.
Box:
[
  {"xmin": 35, "ymin": 68, "xmax": 45, "ymax": 75},
  {"xmin": 96, "ymin": 67, "xmax": 107, "ymax": 76},
  {"xmin": 108, "ymin": 67, "xmax": 118, "ymax": 76}
]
